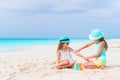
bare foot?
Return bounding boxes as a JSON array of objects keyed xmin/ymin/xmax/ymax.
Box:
[
  {"xmin": 100, "ymin": 66, "xmax": 107, "ymax": 70},
  {"xmin": 51, "ymin": 65, "xmax": 57, "ymax": 69},
  {"xmin": 51, "ymin": 65, "xmax": 63, "ymax": 69}
]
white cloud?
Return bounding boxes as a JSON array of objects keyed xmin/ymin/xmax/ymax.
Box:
[
  {"xmin": 110, "ymin": 0, "xmax": 120, "ymax": 14},
  {"xmin": 86, "ymin": 0, "xmax": 120, "ymax": 17},
  {"xmin": 111, "ymin": 0, "xmax": 120, "ymax": 8},
  {"xmin": 0, "ymin": 0, "xmax": 120, "ymax": 17},
  {"xmin": 0, "ymin": 0, "xmax": 55, "ymax": 9},
  {"xmin": 51, "ymin": 0, "xmax": 85, "ymax": 12},
  {"xmin": 0, "ymin": 0, "xmax": 86, "ymax": 18},
  {"xmin": 0, "ymin": 0, "xmax": 91, "ymax": 11},
  {"xmin": 87, "ymin": 8, "xmax": 112, "ymax": 17}
]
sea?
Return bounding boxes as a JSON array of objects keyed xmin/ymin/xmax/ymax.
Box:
[
  {"xmin": 0, "ymin": 38, "xmax": 89, "ymax": 48},
  {"xmin": 0, "ymin": 38, "xmax": 113, "ymax": 52}
]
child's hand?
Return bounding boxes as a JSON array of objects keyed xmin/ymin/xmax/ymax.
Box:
[
  {"xmin": 72, "ymin": 50, "xmax": 76, "ymax": 54},
  {"xmin": 83, "ymin": 56, "xmax": 90, "ymax": 61}
]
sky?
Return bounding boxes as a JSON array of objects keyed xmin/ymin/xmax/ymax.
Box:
[{"xmin": 0, "ymin": 0, "xmax": 120, "ymax": 38}]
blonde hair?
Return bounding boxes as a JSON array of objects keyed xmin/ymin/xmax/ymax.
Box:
[
  {"xmin": 57, "ymin": 42, "xmax": 69, "ymax": 51},
  {"xmin": 98, "ymin": 37, "xmax": 108, "ymax": 50},
  {"xmin": 57, "ymin": 43, "xmax": 64, "ymax": 51}
]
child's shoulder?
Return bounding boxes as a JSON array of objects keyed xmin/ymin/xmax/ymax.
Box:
[
  {"xmin": 99, "ymin": 41, "xmax": 105, "ymax": 44},
  {"xmin": 98, "ymin": 41, "xmax": 105, "ymax": 47},
  {"xmin": 68, "ymin": 47, "xmax": 73, "ymax": 51},
  {"xmin": 57, "ymin": 50, "xmax": 61, "ymax": 53}
]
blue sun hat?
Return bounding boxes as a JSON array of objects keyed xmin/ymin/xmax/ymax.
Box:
[
  {"xmin": 89, "ymin": 29, "xmax": 104, "ymax": 41},
  {"xmin": 59, "ymin": 36, "xmax": 70, "ymax": 43}
]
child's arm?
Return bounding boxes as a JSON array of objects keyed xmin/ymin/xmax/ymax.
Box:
[
  {"xmin": 75, "ymin": 52, "xmax": 85, "ymax": 58},
  {"xmin": 69, "ymin": 47, "xmax": 88, "ymax": 61},
  {"xmin": 56, "ymin": 51, "xmax": 61, "ymax": 63},
  {"xmin": 75, "ymin": 41, "xmax": 95, "ymax": 52},
  {"xmin": 69, "ymin": 47, "xmax": 74, "ymax": 53},
  {"xmin": 69, "ymin": 47, "xmax": 84, "ymax": 57},
  {"xmin": 84, "ymin": 42, "xmax": 105, "ymax": 60}
]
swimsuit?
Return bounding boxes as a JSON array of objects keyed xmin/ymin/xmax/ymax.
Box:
[
  {"xmin": 93, "ymin": 41, "xmax": 106, "ymax": 67},
  {"xmin": 60, "ymin": 48, "xmax": 73, "ymax": 62}
]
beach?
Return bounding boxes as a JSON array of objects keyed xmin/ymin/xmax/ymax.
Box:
[{"xmin": 0, "ymin": 39, "xmax": 120, "ymax": 80}]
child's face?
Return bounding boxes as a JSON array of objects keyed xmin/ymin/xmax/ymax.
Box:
[{"xmin": 63, "ymin": 42, "xmax": 69, "ymax": 48}]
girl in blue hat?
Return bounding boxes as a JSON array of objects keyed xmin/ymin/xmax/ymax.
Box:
[
  {"xmin": 53, "ymin": 36, "xmax": 76, "ymax": 69},
  {"xmin": 75, "ymin": 29, "xmax": 108, "ymax": 69}
]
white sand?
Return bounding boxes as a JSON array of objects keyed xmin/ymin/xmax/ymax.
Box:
[{"xmin": 0, "ymin": 39, "xmax": 120, "ymax": 80}]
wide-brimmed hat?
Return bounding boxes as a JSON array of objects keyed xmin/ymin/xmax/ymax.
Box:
[
  {"xmin": 59, "ymin": 36, "xmax": 70, "ymax": 43},
  {"xmin": 89, "ymin": 29, "xmax": 104, "ymax": 41}
]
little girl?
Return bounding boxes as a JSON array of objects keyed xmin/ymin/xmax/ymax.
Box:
[
  {"xmin": 53, "ymin": 36, "xmax": 75, "ymax": 69},
  {"xmin": 75, "ymin": 29, "xmax": 108, "ymax": 69}
]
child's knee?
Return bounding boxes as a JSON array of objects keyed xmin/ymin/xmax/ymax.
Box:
[
  {"xmin": 73, "ymin": 60, "xmax": 75, "ymax": 63},
  {"xmin": 69, "ymin": 61, "xmax": 75, "ymax": 66},
  {"xmin": 83, "ymin": 63, "xmax": 88, "ymax": 68},
  {"xmin": 64, "ymin": 60, "xmax": 69, "ymax": 64},
  {"xmin": 71, "ymin": 60, "xmax": 75, "ymax": 64}
]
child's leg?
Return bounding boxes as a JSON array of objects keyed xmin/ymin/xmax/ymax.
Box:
[
  {"xmin": 83, "ymin": 61, "xmax": 99, "ymax": 69},
  {"xmin": 65, "ymin": 60, "xmax": 75, "ymax": 68},
  {"xmin": 58, "ymin": 60, "xmax": 75, "ymax": 69},
  {"xmin": 57, "ymin": 60, "xmax": 69, "ymax": 66},
  {"xmin": 69, "ymin": 60, "xmax": 75, "ymax": 68},
  {"xmin": 53, "ymin": 60, "xmax": 69, "ymax": 69},
  {"xmin": 100, "ymin": 65, "xmax": 106, "ymax": 70}
]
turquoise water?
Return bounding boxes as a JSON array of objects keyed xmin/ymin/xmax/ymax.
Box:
[{"xmin": 0, "ymin": 38, "xmax": 89, "ymax": 48}]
